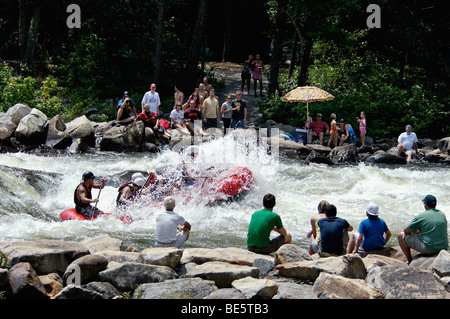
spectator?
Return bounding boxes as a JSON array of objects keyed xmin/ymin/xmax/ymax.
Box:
[
  {"xmin": 136, "ymin": 104, "xmax": 170, "ymax": 143},
  {"xmin": 398, "ymin": 195, "xmax": 448, "ymax": 264},
  {"xmin": 397, "ymin": 124, "xmax": 420, "ymax": 163},
  {"xmin": 317, "ymin": 204, "xmax": 353, "ymax": 257},
  {"xmin": 307, "ymin": 200, "xmax": 329, "ymax": 255},
  {"xmin": 247, "ymin": 194, "xmax": 292, "ymax": 255},
  {"xmin": 308, "ymin": 114, "xmax": 329, "ymax": 145},
  {"xmin": 338, "ymin": 119, "xmax": 357, "ymax": 146},
  {"xmin": 252, "ymin": 54, "xmax": 264, "ymax": 97},
  {"xmin": 170, "ymin": 103, "xmax": 190, "ymax": 135},
  {"xmin": 116, "ymin": 91, "xmax": 137, "ymax": 125},
  {"xmin": 221, "ymin": 95, "xmax": 233, "ymax": 134},
  {"xmin": 327, "ymin": 113, "xmax": 338, "ymax": 148},
  {"xmin": 347, "ymin": 203, "xmax": 392, "ymax": 254},
  {"xmin": 356, "ymin": 111, "xmax": 367, "ymax": 146},
  {"xmin": 241, "ymin": 55, "xmax": 254, "ymax": 94},
  {"xmin": 231, "ymin": 91, "xmax": 247, "ymax": 130},
  {"xmin": 184, "ymin": 100, "xmax": 203, "ymax": 136},
  {"xmin": 155, "ymin": 196, "xmax": 191, "ymax": 248},
  {"xmin": 202, "ymin": 89, "xmax": 220, "ymax": 129},
  {"xmin": 141, "ymin": 83, "xmax": 161, "ymax": 116},
  {"xmin": 174, "ymin": 86, "xmax": 184, "ymax": 106},
  {"xmin": 202, "ymin": 76, "xmax": 213, "ymax": 93}
]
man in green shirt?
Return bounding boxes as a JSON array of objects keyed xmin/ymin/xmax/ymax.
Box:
[
  {"xmin": 247, "ymin": 194, "xmax": 292, "ymax": 254},
  {"xmin": 398, "ymin": 195, "xmax": 448, "ymax": 264}
]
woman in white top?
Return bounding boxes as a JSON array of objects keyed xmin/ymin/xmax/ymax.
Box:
[{"xmin": 221, "ymin": 95, "xmax": 233, "ymax": 134}]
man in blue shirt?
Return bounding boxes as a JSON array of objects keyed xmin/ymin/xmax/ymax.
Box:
[
  {"xmin": 317, "ymin": 204, "xmax": 353, "ymax": 256},
  {"xmin": 347, "ymin": 203, "xmax": 392, "ymax": 254}
]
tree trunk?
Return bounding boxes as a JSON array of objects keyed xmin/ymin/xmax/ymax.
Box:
[
  {"xmin": 153, "ymin": 0, "xmax": 165, "ymax": 85},
  {"xmin": 268, "ymin": 0, "xmax": 287, "ymax": 96},
  {"xmin": 298, "ymin": 35, "xmax": 312, "ymax": 87},
  {"xmin": 18, "ymin": 0, "xmax": 28, "ymax": 63},
  {"xmin": 185, "ymin": 0, "xmax": 208, "ymax": 92},
  {"xmin": 24, "ymin": 1, "xmax": 41, "ymax": 68},
  {"xmin": 288, "ymin": 33, "xmax": 298, "ymax": 77},
  {"xmin": 222, "ymin": 0, "xmax": 232, "ymax": 62}
]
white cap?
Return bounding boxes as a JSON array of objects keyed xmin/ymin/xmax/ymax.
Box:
[
  {"xmin": 131, "ymin": 173, "xmax": 146, "ymax": 187},
  {"xmin": 366, "ymin": 203, "xmax": 380, "ymax": 216}
]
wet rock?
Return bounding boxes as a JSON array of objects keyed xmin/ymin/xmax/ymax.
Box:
[{"xmin": 365, "ymin": 150, "xmax": 407, "ymax": 165}]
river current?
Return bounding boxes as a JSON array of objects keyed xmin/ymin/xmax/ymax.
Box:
[{"xmin": 0, "ymin": 134, "xmax": 449, "ymax": 251}]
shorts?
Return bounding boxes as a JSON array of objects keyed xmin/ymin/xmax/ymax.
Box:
[
  {"xmin": 403, "ymin": 234, "xmax": 436, "ymax": 255},
  {"xmin": 156, "ymin": 232, "xmax": 188, "ymax": 249},
  {"xmin": 248, "ymin": 235, "xmax": 286, "ymax": 255}
]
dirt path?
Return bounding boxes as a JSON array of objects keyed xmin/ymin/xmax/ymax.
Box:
[{"xmin": 206, "ymin": 62, "xmax": 267, "ymax": 128}]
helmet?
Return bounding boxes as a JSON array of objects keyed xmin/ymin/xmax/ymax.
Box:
[
  {"xmin": 124, "ymin": 91, "xmax": 131, "ymax": 97},
  {"xmin": 82, "ymin": 171, "xmax": 95, "ymax": 181},
  {"xmin": 131, "ymin": 173, "xmax": 145, "ymax": 187}
]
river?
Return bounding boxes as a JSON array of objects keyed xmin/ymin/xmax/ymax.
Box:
[{"xmin": 0, "ymin": 134, "xmax": 449, "ymax": 251}]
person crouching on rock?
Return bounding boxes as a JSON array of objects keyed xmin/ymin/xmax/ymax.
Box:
[
  {"xmin": 74, "ymin": 171, "xmax": 106, "ymax": 218},
  {"xmin": 116, "ymin": 172, "xmax": 156, "ymax": 207}
]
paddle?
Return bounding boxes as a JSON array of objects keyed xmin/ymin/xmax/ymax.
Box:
[{"xmin": 90, "ymin": 182, "xmax": 104, "ymax": 219}]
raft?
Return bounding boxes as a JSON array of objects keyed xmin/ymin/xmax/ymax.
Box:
[{"xmin": 60, "ymin": 208, "xmax": 132, "ymax": 223}]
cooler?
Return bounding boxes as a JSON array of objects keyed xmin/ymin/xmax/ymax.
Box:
[{"xmin": 295, "ymin": 129, "xmax": 308, "ymax": 145}]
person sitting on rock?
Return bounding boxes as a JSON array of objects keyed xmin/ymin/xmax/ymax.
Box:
[
  {"xmin": 308, "ymin": 113, "xmax": 329, "ymax": 145},
  {"xmin": 135, "ymin": 104, "xmax": 170, "ymax": 143},
  {"xmin": 398, "ymin": 195, "xmax": 448, "ymax": 264},
  {"xmin": 155, "ymin": 196, "xmax": 191, "ymax": 248},
  {"xmin": 317, "ymin": 204, "xmax": 353, "ymax": 257},
  {"xmin": 347, "ymin": 203, "xmax": 391, "ymax": 254},
  {"xmin": 247, "ymin": 194, "xmax": 292, "ymax": 255},
  {"xmin": 116, "ymin": 91, "xmax": 137, "ymax": 125}
]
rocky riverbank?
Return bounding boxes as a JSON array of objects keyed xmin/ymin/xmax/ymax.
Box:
[
  {"xmin": 1, "ymin": 235, "xmax": 449, "ymax": 299},
  {"xmin": 1, "ymin": 103, "xmax": 449, "ymax": 166}
]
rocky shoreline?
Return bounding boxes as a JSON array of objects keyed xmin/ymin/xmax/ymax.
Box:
[
  {"xmin": 1, "ymin": 103, "xmax": 449, "ymax": 166},
  {"xmin": 1, "ymin": 235, "xmax": 449, "ymax": 299}
]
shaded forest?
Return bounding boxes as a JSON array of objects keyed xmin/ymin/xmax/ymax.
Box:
[{"xmin": 0, "ymin": 0, "xmax": 449, "ymax": 138}]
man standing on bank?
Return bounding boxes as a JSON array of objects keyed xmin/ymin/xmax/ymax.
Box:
[
  {"xmin": 247, "ymin": 194, "xmax": 292, "ymax": 255},
  {"xmin": 398, "ymin": 195, "xmax": 448, "ymax": 264}
]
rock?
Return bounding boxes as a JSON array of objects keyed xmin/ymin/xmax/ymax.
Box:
[
  {"xmin": 45, "ymin": 114, "xmax": 72, "ymax": 149},
  {"xmin": 276, "ymin": 254, "xmax": 367, "ymax": 282},
  {"xmin": 0, "ymin": 268, "xmax": 9, "ymax": 288},
  {"xmin": 313, "ymin": 272, "xmax": 382, "ymax": 299},
  {"xmin": 306, "ymin": 151, "xmax": 335, "ymax": 165},
  {"xmin": 94, "ymin": 251, "xmax": 141, "ymax": 264},
  {"xmin": 63, "ymin": 254, "xmax": 109, "ymax": 286},
  {"xmin": 328, "ymin": 144, "xmax": 359, "ymax": 164},
  {"xmin": 366, "ymin": 264, "xmax": 450, "ymax": 299},
  {"xmin": 38, "ymin": 273, "xmax": 64, "ymax": 298},
  {"xmin": 180, "ymin": 247, "xmax": 273, "ymax": 266},
  {"xmin": 361, "ymin": 254, "xmax": 404, "ymax": 273},
  {"xmin": 273, "ymin": 281, "xmax": 317, "ymax": 299},
  {"xmin": 185, "ymin": 261, "xmax": 259, "ymax": 288},
  {"xmin": 231, "ymin": 277, "xmax": 278, "ymax": 299},
  {"xmin": 54, "ymin": 282, "xmax": 122, "ymax": 299},
  {"xmin": 275, "ymin": 244, "xmax": 312, "ymax": 265},
  {"xmin": 98, "ymin": 262, "xmax": 177, "ymax": 291},
  {"xmin": 431, "ymin": 250, "xmax": 450, "ymax": 278},
  {"xmin": 8, "ymin": 262, "xmax": 48, "ymax": 299},
  {"xmin": 15, "ymin": 108, "xmax": 48, "ymax": 145},
  {"xmin": 81, "ymin": 235, "xmax": 124, "ymax": 253},
  {"xmin": 203, "ymin": 288, "xmax": 247, "ymax": 299},
  {"xmin": 137, "ymin": 248, "xmax": 183, "ymax": 270},
  {"xmin": 0, "ymin": 118, "xmax": 17, "ymax": 140},
  {"xmin": 68, "ymin": 137, "xmax": 90, "ymax": 154},
  {"xmin": 253, "ymin": 258, "xmax": 275, "ymax": 277},
  {"xmin": 100, "ymin": 122, "xmax": 144, "ymax": 152},
  {"xmin": 437, "ymin": 137, "xmax": 450, "ymax": 155},
  {"xmin": 0, "ymin": 240, "xmax": 90, "ymax": 275},
  {"xmin": 65, "ymin": 115, "xmax": 95, "ymax": 146},
  {"xmin": 4, "ymin": 103, "xmax": 32, "ymax": 125},
  {"xmin": 366, "ymin": 150, "xmax": 407, "ymax": 165},
  {"xmin": 133, "ymin": 278, "xmax": 218, "ymax": 299}
]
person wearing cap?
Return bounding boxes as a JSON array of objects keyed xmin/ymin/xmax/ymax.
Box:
[
  {"xmin": 398, "ymin": 195, "xmax": 448, "ymax": 264},
  {"xmin": 338, "ymin": 118, "xmax": 357, "ymax": 146},
  {"xmin": 74, "ymin": 172, "xmax": 106, "ymax": 218},
  {"xmin": 397, "ymin": 124, "xmax": 420, "ymax": 163},
  {"xmin": 308, "ymin": 113, "xmax": 329, "ymax": 145},
  {"xmin": 347, "ymin": 203, "xmax": 391, "ymax": 254},
  {"xmin": 141, "ymin": 83, "xmax": 161, "ymax": 116},
  {"xmin": 116, "ymin": 172, "xmax": 156, "ymax": 207},
  {"xmin": 116, "ymin": 91, "xmax": 137, "ymax": 125}
]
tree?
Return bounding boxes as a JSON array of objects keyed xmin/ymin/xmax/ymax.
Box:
[
  {"xmin": 153, "ymin": 0, "xmax": 165, "ymax": 85},
  {"xmin": 268, "ymin": 0, "xmax": 287, "ymax": 95}
]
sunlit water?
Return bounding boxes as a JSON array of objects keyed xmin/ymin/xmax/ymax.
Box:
[{"xmin": 0, "ymin": 134, "xmax": 449, "ymax": 251}]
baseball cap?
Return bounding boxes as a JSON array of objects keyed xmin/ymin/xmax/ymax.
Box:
[
  {"xmin": 422, "ymin": 195, "xmax": 437, "ymax": 204},
  {"xmin": 366, "ymin": 203, "xmax": 380, "ymax": 216}
]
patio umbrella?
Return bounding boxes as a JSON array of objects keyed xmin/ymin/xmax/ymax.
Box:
[{"xmin": 281, "ymin": 86, "xmax": 335, "ymax": 122}]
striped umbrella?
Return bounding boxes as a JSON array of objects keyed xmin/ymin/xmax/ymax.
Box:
[{"xmin": 281, "ymin": 86, "xmax": 335, "ymax": 121}]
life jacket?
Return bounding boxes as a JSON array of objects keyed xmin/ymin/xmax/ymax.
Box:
[
  {"xmin": 74, "ymin": 183, "xmax": 92, "ymax": 212},
  {"xmin": 116, "ymin": 182, "xmax": 137, "ymax": 206}
]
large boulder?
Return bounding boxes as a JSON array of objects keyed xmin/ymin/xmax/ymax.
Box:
[
  {"xmin": 62, "ymin": 254, "xmax": 109, "ymax": 286},
  {"xmin": 328, "ymin": 144, "xmax": 358, "ymax": 164},
  {"xmin": 366, "ymin": 264, "xmax": 450, "ymax": 299},
  {"xmin": 100, "ymin": 122, "xmax": 144, "ymax": 152},
  {"xmin": 181, "ymin": 247, "xmax": 273, "ymax": 266},
  {"xmin": 133, "ymin": 278, "xmax": 218, "ymax": 299},
  {"xmin": 437, "ymin": 137, "xmax": 450, "ymax": 155},
  {"xmin": 0, "ymin": 240, "xmax": 90, "ymax": 275},
  {"xmin": 8, "ymin": 262, "xmax": 48, "ymax": 299},
  {"xmin": 313, "ymin": 272, "xmax": 382, "ymax": 299},
  {"xmin": 15, "ymin": 108, "xmax": 48, "ymax": 145},
  {"xmin": 275, "ymin": 244, "xmax": 312, "ymax": 265},
  {"xmin": 231, "ymin": 277, "xmax": 278, "ymax": 299},
  {"xmin": 97, "ymin": 262, "xmax": 177, "ymax": 291},
  {"xmin": 365, "ymin": 150, "xmax": 407, "ymax": 165},
  {"xmin": 65, "ymin": 115, "xmax": 95, "ymax": 146},
  {"xmin": 45, "ymin": 114, "xmax": 72, "ymax": 149},
  {"xmin": 137, "ymin": 248, "xmax": 183, "ymax": 270},
  {"xmin": 4, "ymin": 103, "xmax": 32, "ymax": 125}
]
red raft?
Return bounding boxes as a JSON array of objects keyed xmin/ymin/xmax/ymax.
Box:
[{"xmin": 60, "ymin": 209, "xmax": 132, "ymax": 224}]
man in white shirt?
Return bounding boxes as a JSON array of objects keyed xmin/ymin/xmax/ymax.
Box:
[
  {"xmin": 397, "ymin": 125, "xmax": 419, "ymax": 162},
  {"xmin": 155, "ymin": 197, "xmax": 191, "ymax": 248},
  {"xmin": 141, "ymin": 83, "xmax": 161, "ymax": 116}
]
